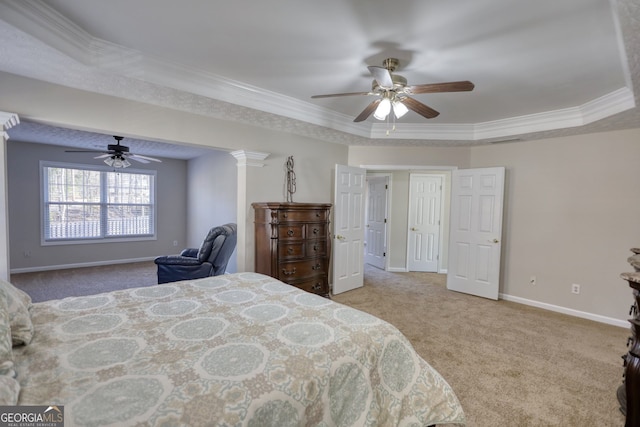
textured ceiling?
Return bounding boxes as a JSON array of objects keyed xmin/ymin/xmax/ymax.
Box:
[{"xmin": 0, "ymin": 0, "xmax": 639, "ymax": 156}]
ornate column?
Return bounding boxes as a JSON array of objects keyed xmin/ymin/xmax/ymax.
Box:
[
  {"xmin": 0, "ymin": 112, "xmax": 20, "ymax": 281},
  {"xmin": 230, "ymin": 150, "xmax": 269, "ymax": 272}
]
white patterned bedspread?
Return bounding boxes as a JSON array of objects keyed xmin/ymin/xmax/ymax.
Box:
[{"xmin": 13, "ymin": 273, "xmax": 465, "ymax": 426}]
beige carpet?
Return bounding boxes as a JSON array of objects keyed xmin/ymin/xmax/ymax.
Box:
[
  {"xmin": 11, "ymin": 262, "xmax": 629, "ymax": 426},
  {"xmin": 333, "ymin": 265, "xmax": 628, "ymax": 427},
  {"xmin": 11, "ymin": 262, "xmax": 158, "ymax": 302}
]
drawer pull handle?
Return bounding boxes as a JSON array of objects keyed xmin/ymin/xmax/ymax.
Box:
[
  {"xmin": 287, "ymin": 247, "xmax": 294, "ymax": 254},
  {"xmin": 287, "ymin": 229, "xmax": 294, "ymax": 237},
  {"xmin": 313, "ymin": 244, "xmax": 318, "ymax": 251},
  {"xmin": 312, "ymin": 283, "xmax": 322, "ymax": 291},
  {"xmin": 283, "ymin": 212, "xmax": 288, "ymax": 218},
  {"xmin": 313, "ymin": 228, "xmax": 319, "ymax": 234},
  {"xmin": 316, "ymin": 212, "xmax": 321, "ymax": 217},
  {"xmin": 282, "ymin": 268, "xmax": 297, "ymax": 276},
  {"xmin": 312, "ymin": 263, "xmax": 321, "ymax": 270}
]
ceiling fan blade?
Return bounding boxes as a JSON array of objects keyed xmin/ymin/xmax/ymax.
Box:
[
  {"xmin": 367, "ymin": 66, "xmax": 394, "ymax": 89},
  {"xmin": 400, "ymin": 97, "xmax": 440, "ymax": 119},
  {"xmin": 407, "ymin": 80, "xmax": 475, "ymax": 94},
  {"xmin": 353, "ymin": 99, "xmax": 382, "ymax": 122},
  {"xmin": 130, "ymin": 154, "xmax": 162, "ymax": 163},
  {"xmin": 128, "ymin": 156, "xmax": 150, "ymax": 164},
  {"xmin": 311, "ymin": 91, "xmax": 371, "ymax": 99},
  {"xmin": 65, "ymin": 149, "xmax": 105, "ymax": 153},
  {"xmin": 93, "ymin": 154, "xmax": 111, "ymax": 159}
]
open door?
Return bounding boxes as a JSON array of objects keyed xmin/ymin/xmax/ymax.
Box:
[
  {"xmin": 333, "ymin": 164, "xmax": 366, "ymax": 295},
  {"xmin": 447, "ymin": 167, "xmax": 505, "ymax": 300},
  {"xmin": 364, "ymin": 176, "xmax": 388, "ymax": 270}
]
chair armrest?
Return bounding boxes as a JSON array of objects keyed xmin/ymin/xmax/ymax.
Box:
[
  {"xmin": 180, "ymin": 248, "xmax": 199, "ymax": 258},
  {"xmin": 154, "ymin": 255, "xmax": 202, "ymax": 266}
]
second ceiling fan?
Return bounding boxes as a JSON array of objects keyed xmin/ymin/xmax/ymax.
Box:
[{"xmin": 311, "ymin": 58, "xmax": 474, "ymax": 122}]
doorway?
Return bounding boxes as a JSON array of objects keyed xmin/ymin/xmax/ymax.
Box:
[{"xmin": 358, "ymin": 166, "xmax": 504, "ymax": 301}]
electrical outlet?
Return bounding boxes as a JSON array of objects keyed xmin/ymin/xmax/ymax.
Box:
[
  {"xmin": 529, "ymin": 276, "xmax": 536, "ymax": 286},
  {"xmin": 23, "ymin": 250, "xmax": 31, "ymax": 258},
  {"xmin": 173, "ymin": 240, "xmax": 178, "ymax": 247},
  {"xmin": 571, "ymin": 284, "xmax": 581, "ymax": 294}
]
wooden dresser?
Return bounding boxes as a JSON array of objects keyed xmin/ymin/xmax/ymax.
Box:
[
  {"xmin": 620, "ymin": 249, "xmax": 640, "ymax": 426},
  {"xmin": 252, "ymin": 202, "xmax": 331, "ymax": 297}
]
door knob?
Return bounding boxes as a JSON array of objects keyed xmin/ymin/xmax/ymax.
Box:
[
  {"xmin": 411, "ymin": 227, "xmax": 418, "ymax": 231},
  {"xmin": 336, "ymin": 234, "xmax": 346, "ymax": 241},
  {"xmin": 489, "ymin": 238, "xmax": 499, "ymax": 243}
]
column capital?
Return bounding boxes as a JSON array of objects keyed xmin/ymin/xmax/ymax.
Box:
[
  {"xmin": 0, "ymin": 112, "xmax": 19, "ymax": 139},
  {"xmin": 230, "ymin": 150, "xmax": 270, "ymax": 167}
]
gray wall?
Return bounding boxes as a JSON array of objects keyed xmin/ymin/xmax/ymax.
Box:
[
  {"xmin": 8, "ymin": 140, "xmax": 188, "ymax": 271},
  {"xmin": 350, "ymin": 129, "xmax": 640, "ymax": 323},
  {"xmin": 187, "ymin": 150, "xmax": 238, "ymax": 273},
  {"xmin": 469, "ymin": 129, "xmax": 640, "ymax": 322}
]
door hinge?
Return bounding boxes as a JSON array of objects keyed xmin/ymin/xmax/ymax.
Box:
[
  {"xmin": 384, "ymin": 218, "xmax": 387, "ymax": 223},
  {"xmin": 385, "ymin": 184, "xmax": 388, "ymax": 189},
  {"xmin": 383, "ymin": 252, "xmax": 386, "ymax": 257}
]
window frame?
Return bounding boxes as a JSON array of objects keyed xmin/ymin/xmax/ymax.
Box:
[{"xmin": 40, "ymin": 160, "xmax": 157, "ymax": 246}]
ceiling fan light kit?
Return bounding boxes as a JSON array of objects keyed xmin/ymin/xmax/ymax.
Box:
[
  {"xmin": 311, "ymin": 58, "xmax": 474, "ymax": 125},
  {"xmin": 103, "ymin": 155, "xmax": 131, "ymax": 169}
]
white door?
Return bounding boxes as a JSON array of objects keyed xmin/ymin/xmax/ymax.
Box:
[
  {"xmin": 365, "ymin": 176, "xmax": 388, "ymax": 270},
  {"xmin": 408, "ymin": 174, "xmax": 442, "ymax": 272},
  {"xmin": 447, "ymin": 167, "xmax": 505, "ymax": 300},
  {"xmin": 333, "ymin": 164, "xmax": 366, "ymax": 294}
]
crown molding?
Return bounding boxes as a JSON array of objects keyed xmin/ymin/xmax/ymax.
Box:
[
  {"xmin": 0, "ymin": 0, "xmax": 635, "ymax": 145},
  {"xmin": 0, "ymin": 0, "xmax": 94, "ymax": 65},
  {"xmin": 370, "ymin": 87, "xmax": 635, "ymax": 140}
]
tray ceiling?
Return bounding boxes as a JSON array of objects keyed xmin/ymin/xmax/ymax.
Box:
[{"xmin": 1, "ymin": 0, "xmax": 639, "ymax": 153}]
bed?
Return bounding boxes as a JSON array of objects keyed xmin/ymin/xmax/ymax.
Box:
[{"xmin": 1, "ymin": 273, "xmax": 465, "ymax": 426}]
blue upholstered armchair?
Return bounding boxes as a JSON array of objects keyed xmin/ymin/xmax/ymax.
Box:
[{"xmin": 154, "ymin": 223, "xmax": 237, "ymax": 284}]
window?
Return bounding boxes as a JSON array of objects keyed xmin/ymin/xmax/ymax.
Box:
[{"xmin": 42, "ymin": 162, "xmax": 156, "ymax": 243}]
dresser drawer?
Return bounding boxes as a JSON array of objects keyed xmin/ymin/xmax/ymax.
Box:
[
  {"xmin": 306, "ymin": 223, "xmax": 326, "ymax": 239},
  {"xmin": 278, "ymin": 224, "xmax": 304, "ymax": 240},
  {"xmin": 278, "ymin": 258, "xmax": 326, "ymax": 280},
  {"xmin": 307, "ymin": 240, "xmax": 327, "ymax": 257},
  {"xmin": 279, "ymin": 242, "xmax": 304, "ymax": 259},
  {"xmin": 291, "ymin": 276, "xmax": 328, "ymax": 295},
  {"xmin": 278, "ymin": 209, "xmax": 327, "ymax": 222}
]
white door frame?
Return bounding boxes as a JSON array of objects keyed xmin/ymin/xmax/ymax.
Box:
[
  {"xmin": 406, "ymin": 172, "xmax": 446, "ymax": 273},
  {"xmin": 365, "ymin": 172, "xmax": 392, "ymax": 271}
]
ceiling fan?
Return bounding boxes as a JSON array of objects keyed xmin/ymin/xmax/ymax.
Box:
[
  {"xmin": 65, "ymin": 136, "xmax": 162, "ymax": 168},
  {"xmin": 311, "ymin": 58, "xmax": 474, "ymax": 122}
]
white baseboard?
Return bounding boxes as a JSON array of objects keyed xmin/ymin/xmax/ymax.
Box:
[
  {"xmin": 387, "ymin": 267, "xmax": 408, "ymax": 272},
  {"xmin": 500, "ymin": 293, "xmax": 628, "ymax": 328},
  {"xmin": 10, "ymin": 257, "xmax": 157, "ymax": 274}
]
